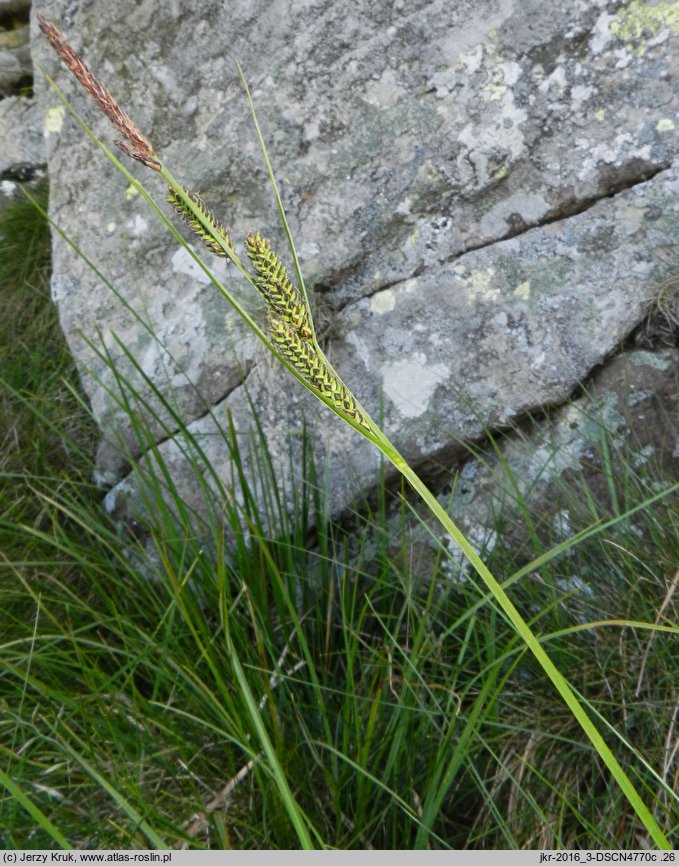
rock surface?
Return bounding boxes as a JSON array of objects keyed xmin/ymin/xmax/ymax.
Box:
[
  {"xmin": 434, "ymin": 346, "xmax": 679, "ymax": 579},
  {"xmin": 30, "ymin": 0, "xmax": 679, "ymax": 523}
]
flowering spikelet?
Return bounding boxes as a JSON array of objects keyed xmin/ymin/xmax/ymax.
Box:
[
  {"xmin": 269, "ymin": 318, "xmax": 371, "ymax": 430},
  {"xmin": 167, "ymin": 187, "xmax": 234, "ymax": 256},
  {"xmin": 38, "ymin": 15, "xmax": 160, "ymax": 171},
  {"xmin": 245, "ymin": 232, "xmax": 312, "ymax": 339}
]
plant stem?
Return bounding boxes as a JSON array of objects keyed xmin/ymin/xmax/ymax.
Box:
[{"xmin": 381, "ymin": 435, "xmax": 669, "ymax": 849}]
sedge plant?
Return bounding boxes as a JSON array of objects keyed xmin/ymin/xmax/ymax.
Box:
[{"xmin": 37, "ymin": 16, "xmax": 671, "ymax": 848}]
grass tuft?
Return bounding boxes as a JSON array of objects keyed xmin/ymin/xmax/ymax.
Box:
[
  {"xmin": 0, "ymin": 22, "xmax": 675, "ymax": 848},
  {"xmin": 0, "ymin": 199, "xmax": 676, "ymax": 845}
]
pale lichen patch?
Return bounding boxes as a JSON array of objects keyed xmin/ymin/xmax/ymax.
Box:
[
  {"xmin": 460, "ymin": 267, "xmax": 500, "ymax": 303},
  {"xmin": 457, "ymin": 74, "xmax": 528, "ymax": 183},
  {"xmin": 129, "ymin": 214, "xmax": 149, "ymax": 237},
  {"xmin": 483, "ymin": 69, "xmax": 508, "ymax": 101},
  {"xmin": 364, "ymin": 68, "xmax": 405, "ymax": 108},
  {"xmin": 370, "ymin": 289, "xmax": 396, "ymax": 314},
  {"xmin": 513, "ymin": 280, "xmax": 531, "ymax": 300},
  {"xmin": 590, "ymin": 11, "xmax": 616, "ymax": 53},
  {"xmin": 170, "ymin": 247, "xmax": 210, "ymax": 284},
  {"xmin": 44, "ymin": 105, "xmax": 65, "ymax": 133},
  {"xmin": 539, "ymin": 65, "xmax": 567, "ymax": 95},
  {"xmin": 571, "ymin": 84, "xmax": 594, "ymax": 109},
  {"xmin": 457, "ymin": 44, "xmax": 484, "ymax": 75},
  {"xmin": 656, "ymin": 117, "xmax": 675, "ymax": 132},
  {"xmin": 382, "ymin": 354, "xmax": 450, "ymax": 419},
  {"xmin": 395, "ymin": 195, "xmax": 412, "ymax": 216}
]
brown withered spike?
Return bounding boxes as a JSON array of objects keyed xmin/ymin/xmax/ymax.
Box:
[{"xmin": 38, "ymin": 14, "xmax": 160, "ymax": 171}]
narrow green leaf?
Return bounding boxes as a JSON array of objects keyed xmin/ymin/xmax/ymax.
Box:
[{"xmin": 0, "ymin": 767, "xmax": 72, "ymax": 849}]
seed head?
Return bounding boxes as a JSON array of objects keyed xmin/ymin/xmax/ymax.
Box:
[
  {"xmin": 269, "ymin": 318, "xmax": 370, "ymax": 430},
  {"xmin": 245, "ymin": 232, "xmax": 312, "ymax": 339},
  {"xmin": 38, "ymin": 14, "xmax": 160, "ymax": 171},
  {"xmin": 167, "ymin": 187, "xmax": 234, "ymax": 256}
]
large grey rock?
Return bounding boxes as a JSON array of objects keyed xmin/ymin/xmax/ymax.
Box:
[
  {"xmin": 105, "ymin": 164, "xmax": 679, "ymax": 525},
  {"xmin": 31, "ymin": 0, "xmax": 679, "ymax": 522}
]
